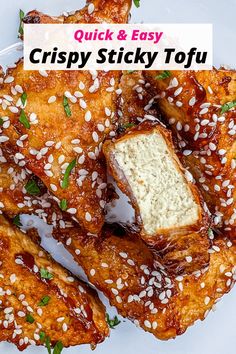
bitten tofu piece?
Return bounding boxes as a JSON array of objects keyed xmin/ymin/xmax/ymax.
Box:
[
  {"xmin": 103, "ymin": 122, "xmax": 210, "ymax": 274},
  {"xmin": 0, "ymin": 216, "xmax": 108, "ymax": 351}
]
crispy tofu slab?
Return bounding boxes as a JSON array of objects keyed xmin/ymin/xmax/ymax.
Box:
[
  {"xmin": 51, "ymin": 220, "xmax": 236, "ymax": 340},
  {"xmin": 0, "ymin": 216, "xmax": 108, "ymax": 351},
  {"xmin": 0, "ymin": 152, "xmax": 235, "ymax": 341},
  {"xmin": 144, "ymin": 69, "xmax": 236, "ymax": 241},
  {"xmin": 103, "ymin": 122, "xmax": 210, "ymax": 274},
  {"xmin": 0, "ymin": 0, "xmax": 132, "ymax": 234}
]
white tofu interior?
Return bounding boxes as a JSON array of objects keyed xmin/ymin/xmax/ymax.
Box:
[{"xmin": 114, "ymin": 131, "xmax": 200, "ymax": 235}]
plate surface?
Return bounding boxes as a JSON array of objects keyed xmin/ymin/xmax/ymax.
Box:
[{"xmin": 0, "ymin": 1, "xmax": 236, "ymax": 354}]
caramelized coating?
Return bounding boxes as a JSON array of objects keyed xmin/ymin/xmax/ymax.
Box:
[
  {"xmin": 118, "ymin": 71, "xmax": 160, "ymax": 128},
  {"xmin": 51, "ymin": 221, "xmax": 236, "ymax": 340},
  {"xmin": 144, "ymin": 69, "xmax": 236, "ymax": 241},
  {"xmin": 0, "ymin": 216, "xmax": 108, "ymax": 351},
  {"xmin": 24, "ymin": 0, "xmax": 132, "ymax": 25},
  {"xmin": 0, "ymin": 0, "xmax": 132, "ymax": 234},
  {"xmin": 103, "ymin": 122, "xmax": 210, "ymax": 275},
  {"xmin": 0, "ymin": 154, "xmax": 235, "ymax": 341}
]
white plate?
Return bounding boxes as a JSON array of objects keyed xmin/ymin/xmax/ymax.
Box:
[{"xmin": 0, "ymin": 1, "xmax": 236, "ymax": 354}]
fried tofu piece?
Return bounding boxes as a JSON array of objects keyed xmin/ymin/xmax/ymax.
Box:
[
  {"xmin": 51, "ymin": 220, "xmax": 236, "ymax": 340},
  {"xmin": 0, "ymin": 0, "xmax": 132, "ymax": 234},
  {"xmin": 0, "ymin": 215, "xmax": 108, "ymax": 351},
  {"xmin": 103, "ymin": 122, "xmax": 210, "ymax": 274},
  {"xmin": 0, "ymin": 152, "xmax": 235, "ymax": 341},
  {"xmin": 144, "ymin": 69, "xmax": 236, "ymax": 241}
]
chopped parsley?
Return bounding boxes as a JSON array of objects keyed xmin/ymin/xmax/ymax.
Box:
[
  {"xmin": 106, "ymin": 314, "xmax": 121, "ymax": 329},
  {"xmin": 13, "ymin": 214, "xmax": 22, "ymax": 227},
  {"xmin": 39, "ymin": 333, "xmax": 63, "ymax": 354},
  {"xmin": 40, "ymin": 268, "xmax": 53, "ymax": 280},
  {"xmin": 53, "ymin": 341, "xmax": 64, "ymax": 354},
  {"xmin": 63, "ymin": 96, "xmax": 72, "ymax": 117},
  {"xmin": 221, "ymin": 100, "xmax": 236, "ymax": 114},
  {"xmin": 19, "ymin": 109, "xmax": 30, "ymax": 129},
  {"xmin": 208, "ymin": 228, "xmax": 214, "ymax": 239},
  {"xmin": 26, "ymin": 314, "xmax": 35, "ymax": 324},
  {"xmin": 21, "ymin": 92, "xmax": 27, "ymax": 106},
  {"xmin": 123, "ymin": 123, "xmax": 136, "ymax": 129},
  {"xmin": 133, "ymin": 0, "xmax": 140, "ymax": 8},
  {"xmin": 38, "ymin": 295, "xmax": 51, "ymax": 307},
  {"xmin": 0, "ymin": 118, "xmax": 3, "ymax": 125},
  {"xmin": 25, "ymin": 179, "xmax": 41, "ymax": 196},
  {"xmin": 39, "ymin": 331, "xmax": 46, "ymax": 342},
  {"xmin": 62, "ymin": 159, "xmax": 76, "ymax": 189},
  {"xmin": 60, "ymin": 199, "xmax": 67, "ymax": 211},
  {"xmin": 45, "ymin": 336, "xmax": 52, "ymax": 354},
  {"xmin": 155, "ymin": 70, "xmax": 171, "ymax": 80},
  {"xmin": 18, "ymin": 9, "xmax": 25, "ymax": 37}
]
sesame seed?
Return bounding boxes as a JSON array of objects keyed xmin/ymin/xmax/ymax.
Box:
[
  {"xmin": 174, "ymin": 87, "xmax": 183, "ymax": 97},
  {"xmin": 79, "ymin": 99, "xmax": 87, "ymax": 109},
  {"xmin": 39, "ymin": 70, "xmax": 48, "ymax": 77},
  {"xmin": 144, "ymin": 320, "xmax": 151, "ymax": 328},
  {"xmin": 85, "ymin": 212, "xmax": 92, "ymax": 222},
  {"xmin": 189, "ymin": 97, "xmax": 196, "ymax": 106},
  {"xmin": 85, "ymin": 111, "xmax": 92, "ymax": 122},
  {"xmin": 88, "ymin": 3, "xmax": 95, "ymax": 14},
  {"xmin": 48, "ymin": 96, "xmax": 56, "ymax": 104}
]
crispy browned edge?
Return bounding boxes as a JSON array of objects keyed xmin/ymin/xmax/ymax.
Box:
[
  {"xmin": 103, "ymin": 121, "xmax": 210, "ymax": 274},
  {"xmin": 0, "ymin": 215, "xmax": 108, "ymax": 351}
]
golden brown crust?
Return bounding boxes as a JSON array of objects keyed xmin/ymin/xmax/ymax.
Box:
[
  {"xmin": 51, "ymin": 220, "xmax": 236, "ymax": 340},
  {"xmin": 118, "ymin": 71, "xmax": 160, "ymax": 128},
  {"xmin": 103, "ymin": 121, "xmax": 210, "ymax": 274},
  {"xmin": 144, "ymin": 69, "xmax": 236, "ymax": 241},
  {"xmin": 0, "ymin": 216, "xmax": 108, "ymax": 351},
  {"xmin": 0, "ymin": 0, "xmax": 133, "ymax": 234},
  {"xmin": 0, "ymin": 151, "xmax": 235, "ymax": 341}
]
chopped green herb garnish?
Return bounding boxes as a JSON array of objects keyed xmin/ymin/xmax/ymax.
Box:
[
  {"xmin": 155, "ymin": 70, "xmax": 171, "ymax": 80},
  {"xmin": 208, "ymin": 228, "xmax": 214, "ymax": 239},
  {"xmin": 26, "ymin": 313, "xmax": 35, "ymax": 324},
  {"xmin": 19, "ymin": 109, "xmax": 30, "ymax": 129},
  {"xmin": 221, "ymin": 100, "xmax": 236, "ymax": 114},
  {"xmin": 133, "ymin": 0, "xmax": 140, "ymax": 8},
  {"xmin": 25, "ymin": 179, "xmax": 41, "ymax": 196},
  {"xmin": 106, "ymin": 314, "xmax": 121, "ymax": 329},
  {"xmin": 13, "ymin": 214, "xmax": 22, "ymax": 227},
  {"xmin": 53, "ymin": 341, "xmax": 64, "ymax": 354},
  {"xmin": 38, "ymin": 295, "xmax": 51, "ymax": 307},
  {"xmin": 40, "ymin": 268, "xmax": 53, "ymax": 280},
  {"xmin": 127, "ymin": 70, "xmax": 135, "ymax": 74},
  {"xmin": 45, "ymin": 336, "xmax": 52, "ymax": 354},
  {"xmin": 60, "ymin": 199, "xmax": 67, "ymax": 211},
  {"xmin": 63, "ymin": 96, "xmax": 72, "ymax": 117},
  {"xmin": 0, "ymin": 118, "xmax": 3, "ymax": 125},
  {"xmin": 123, "ymin": 123, "xmax": 136, "ymax": 129},
  {"xmin": 21, "ymin": 92, "xmax": 27, "ymax": 106},
  {"xmin": 18, "ymin": 9, "xmax": 25, "ymax": 37},
  {"xmin": 39, "ymin": 331, "xmax": 46, "ymax": 342},
  {"xmin": 62, "ymin": 159, "xmax": 76, "ymax": 189}
]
